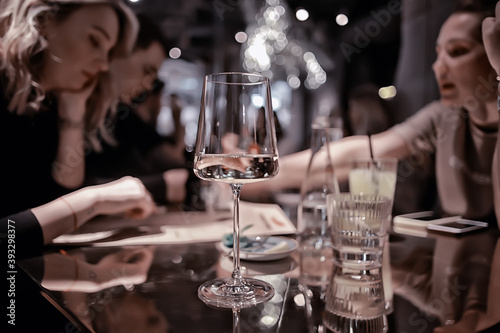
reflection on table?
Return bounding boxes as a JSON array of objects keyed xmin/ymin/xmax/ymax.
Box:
[{"xmin": 18, "ymin": 206, "xmax": 500, "ymax": 333}]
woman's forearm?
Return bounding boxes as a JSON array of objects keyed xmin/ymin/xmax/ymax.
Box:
[
  {"xmin": 32, "ymin": 188, "xmax": 97, "ymax": 244},
  {"xmin": 242, "ymin": 131, "xmax": 409, "ymax": 199},
  {"xmin": 31, "ymin": 177, "xmax": 156, "ymax": 244},
  {"xmin": 52, "ymin": 90, "xmax": 90, "ymax": 189},
  {"xmin": 52, "ymin": 124, "xmax": 86, "ymax": 189}
]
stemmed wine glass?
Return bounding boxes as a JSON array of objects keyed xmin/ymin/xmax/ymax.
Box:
[{"xmin": 194, "ymin": 72, "xmax": 280, "ymax": 309}]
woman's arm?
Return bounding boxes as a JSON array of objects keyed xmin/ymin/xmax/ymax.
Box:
[
  {"xmin": 31, "ymin": 176, "xmax": 156, "ymax": 244},
  {"xmin": 42, "ymin": 247, "xmax": 155, "ymax": 292},
  {"xmin": 242, "ymin": 130, "xmax": 410, "ymax": 199},
  {"xmin": 52, "ymin": 82, "xmax": 97, "ymax": 189},
  {"xmin": 482, "ymin": 3, "xmax": 500, "ymax": 226}
]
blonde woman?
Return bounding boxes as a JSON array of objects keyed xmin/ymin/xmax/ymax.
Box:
[{"xmin": 0, "ymin": 0, "xmax": 138, "ymax": 217}]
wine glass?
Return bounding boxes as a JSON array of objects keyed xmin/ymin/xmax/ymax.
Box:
[{"xmin": 194, "ymin": 72, "xmax": 280, "ymax": 308}]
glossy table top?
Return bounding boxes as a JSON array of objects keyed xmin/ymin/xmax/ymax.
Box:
[{"xmin": 18, "ymin": 209, "xmax": 500, "ymax": 333}]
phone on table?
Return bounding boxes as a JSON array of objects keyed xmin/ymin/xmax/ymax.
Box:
[
  {"xmin": 426, "ymin": 219, "xmax": 488, "ymax": 234},
  {"xmin": 393, "ymin": 211, "xmax": 461, "ymax": 236},
  {"xmin": 393, "ymin": 211, "xmax": 459, "ymax": 226}
]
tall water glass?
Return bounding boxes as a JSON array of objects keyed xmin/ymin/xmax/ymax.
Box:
[
  {"xmin": 348, "ymin": 157, "xmax": 397, "ymax": 313},
  {"xmin": 348, "ymin": 158, "xmax": 397, "ymax": 200}
]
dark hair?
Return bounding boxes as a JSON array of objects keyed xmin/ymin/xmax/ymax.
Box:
[
  {"xmin": 453, "ymin": 0, "xmax": 497, "ymax": 43},
  {"xmin": 134, "ymin": 13, "xmax": 169, "ymax": 54}
]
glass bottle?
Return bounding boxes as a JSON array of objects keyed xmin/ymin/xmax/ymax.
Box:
[
  {"xmin": 298, "ymin": 120, "xmax": 342, "ymax": 287},
  {"xmin": 298, "ymin": 119, "xmax": 342, "ymax": 333}
]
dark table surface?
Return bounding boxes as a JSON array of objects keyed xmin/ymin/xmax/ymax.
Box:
[{"xmin": 14, "ymin": 209, "xmax": 500, "ymax": 333}]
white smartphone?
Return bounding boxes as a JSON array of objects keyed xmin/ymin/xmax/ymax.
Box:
[
  {"xmin": 392, "ymin": 211, "xmax": 462, "ymax": 236},
  {"xmin": 426, "ymin": 219, "xmax": 488, "ymax": 234},
  {"xmin": 393, "ymin": 211, "xmax": 459, "ymax": 226}
]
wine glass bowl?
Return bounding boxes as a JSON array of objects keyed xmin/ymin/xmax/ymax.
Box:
[{"xmin": 194, "ymin": 72, "xmax": 279, "ymax": 309}]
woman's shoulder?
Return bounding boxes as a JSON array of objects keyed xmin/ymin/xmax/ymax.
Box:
[
  {"xmin": 417, "ymin": 100, "xmax": 450, "ymax": 115},
  {"xmin": 406, "ymin": 100, "xmax": 460, "ymax": 124}
]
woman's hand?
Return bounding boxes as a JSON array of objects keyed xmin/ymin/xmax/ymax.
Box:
[
  {"xmin": 33, "ymin": 176, "xmax": 157, "ymax": 244},
  {"xmin": 483, "ymin": 2, "xmax": 500, "ymax": 78},
  {"xmin": 91, "ymin": 176, "xmax": 157, "ymax": 219},
  {"xmin": 57, "ymin": 77, "xmax": 98, "ymax": 124}
]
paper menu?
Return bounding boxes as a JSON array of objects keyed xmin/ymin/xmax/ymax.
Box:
[{"xmin": 52, "ymin": 201, "xmax": 297, "ymax": 246}]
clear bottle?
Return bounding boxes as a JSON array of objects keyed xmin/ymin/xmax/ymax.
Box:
[{"xmin": 298, "ymin": 119, "xmax": 342, "ymax": 287}]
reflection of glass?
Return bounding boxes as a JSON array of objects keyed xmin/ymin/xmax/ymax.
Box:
[
  {"xmin": 194, "ymin": 72, "xmax": 280, "ymax": 309},
  {"xmin": 324, "ymin": 265, "xmax": 387, "ymax": 333},
  {"xmin": 299, "ymin": 282, "xmax": 329, "ymax": 333}
]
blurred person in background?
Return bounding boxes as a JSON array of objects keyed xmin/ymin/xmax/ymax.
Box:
[
  {"xmin": 244, "ymin": 0, "xmax": 500, "ymax": 227},
  {"xmin": 84, "ymin": 13, "xmax": 189, "ymax": 206}
]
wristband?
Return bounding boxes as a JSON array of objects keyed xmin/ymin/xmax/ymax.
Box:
[{"xmin": 59, "ymin": 196, "xmax": 78, "ymax": 230}]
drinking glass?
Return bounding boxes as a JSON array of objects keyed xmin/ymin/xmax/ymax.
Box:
[
  {"xmin": 348, "ymin": 158, "xmax": 397, "ymax": 200},
  {"xmin": 328, "ymin": 194, "xmax": 391, "ymax": 268},
  {"xmin": 194, "ymin": 72, "xmax": 280, "ymax": 308}
]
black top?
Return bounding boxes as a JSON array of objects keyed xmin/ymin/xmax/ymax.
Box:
[
  {"xmin": 86, "ymin": 104, "xmax": 167, "ymax": 177},
  {"xmin": 0, "ymin": 85, "xmax": 72, "ymax": 218},
  {"xmin": 0, "ymin": 210, "xmax": 44, "ymax": 259},
  {"xmin": 85, "ymin": 103, "xmax": 182, "ymax": 204}
]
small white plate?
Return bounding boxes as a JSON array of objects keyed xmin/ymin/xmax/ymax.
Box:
[{"xmin": 220, "ymin": 236, "xmax": 298, "ymax": 261}]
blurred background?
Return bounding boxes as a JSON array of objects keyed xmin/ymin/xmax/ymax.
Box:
[{"xmin": 127, "ymin": 0, "xmax": 457, "ymax": 156}]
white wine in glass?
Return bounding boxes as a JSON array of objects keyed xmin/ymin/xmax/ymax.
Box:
[{"xmin": 194, "ymin": 72, "xmax": 280, "ymax": 309}]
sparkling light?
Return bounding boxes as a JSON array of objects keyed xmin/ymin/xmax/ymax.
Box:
[
  {"xmin": 287, "ymin": 75, "xmax": 300, "ymax": 89},
  {"xmin": 336, "ymin": 13, "xmax": 349, "ymax": 26},
  {"xmin": 260, "ymin": 315, "xmax": 279, "ymax": 327},
  {"xmin": 295, "ymin": 8, "xmax": 309, "ymax": 21},
  {"xmin": 293, "ymin": 293, "xmax": 305, "ymax": 307},
  {"xmin": 169, "ymin": 47, "xmax": 181, "ymax": 59},
  {"xmin": 242, "ymin": 1, "xmax": 326, "ymax": 89},
  {"xmin": 235, "ymin": 31, "xmax": 248, "ymax": 43},
  {"xmin": 271, "ymin": 96, "xmax": 281, "ymax": 109},
  {"xmin": 379, "ymin": 85, "xmax": 397, "ymax": 99},
  {"xmin": 252, "ymin": 94, "xmax": 265, "ymax": 107}
]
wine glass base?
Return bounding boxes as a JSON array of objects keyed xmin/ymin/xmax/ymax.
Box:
[{"xmin": 198, "ymin": 277, "xmax": 275, "ymax": 309}]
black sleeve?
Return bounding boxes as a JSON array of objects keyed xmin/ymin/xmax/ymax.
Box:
[
  {"xmin": 114, "ymin": 106, "xmax": 164, "ymax": 154},
  {"xmin": 0, "ymin": 210, "xmax": 44, "ymax": 259},
  {"xmin": 138, "ymin": 173, "xmax": 167, "ymax": 205}
]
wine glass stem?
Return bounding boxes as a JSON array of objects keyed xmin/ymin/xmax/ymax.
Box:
[
  {"xmin": 233, "ymin": 308, "xmax": 240, "ymax": 333},
  {"xmin": 230, "ymin": 183, "xmax": 244, "ymax": 285}
]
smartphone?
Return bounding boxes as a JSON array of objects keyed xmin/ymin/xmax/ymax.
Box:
[
  {"xmin": 393, "ymin": 211, "xmax": 459, "ymax": 226},
  {"xmin": 426, "ymin": 219, "xmax": 488, "ymax": 234},
  {"xmin": 392, "ymin": 211, "xmax": 461, "ymax": 236}
]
